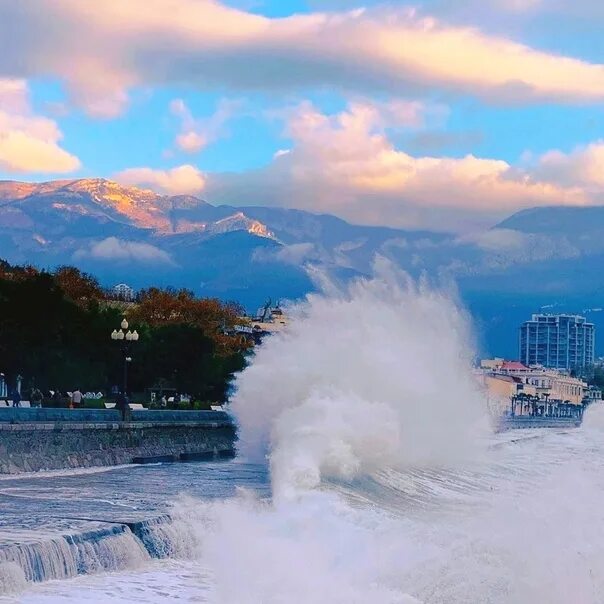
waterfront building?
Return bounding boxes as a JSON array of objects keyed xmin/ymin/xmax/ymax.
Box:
[
  {"xmin": 479, "ymin": 358, "xmax": 588, "ymax": 417},
  {"xmin": 251, "ymin": 305, "xmax": 287, "ymax": 333},
  {"xmin": 481, "ymin": 373, "xmax": 532, "ymax": 416},
  {"xmin": 587, "ymin": 385, "xmax": 603, "ymax": 403},
  {"xmin": 519, "ymin": 314, "xmax": 595, "ymax": 371},
  {"xmin": 112, "ymin": 283, "xmax": 135, "ymax": 302},
  {"xmin": 231, "ymin": 302, "xmax": 288, "ymax": 344}
]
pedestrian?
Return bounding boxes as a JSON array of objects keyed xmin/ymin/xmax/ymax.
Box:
[
  {"xmin": 52, "ymin": 389, "xmax": 62, "ymax": 407},
  {"xmin": 116, "ymin": 391, "xmax": 131, "ymax": 421},
  {"xmin": 10, "ymin": 386, "xmax": 21, "ymax": 408},
  {"xmin": 30, "ymin": 387, "xmax": 43, "ymax": 408},
  {"xmin": 71, "ymin": 388, "xmax": 83, "ymax": 409}
]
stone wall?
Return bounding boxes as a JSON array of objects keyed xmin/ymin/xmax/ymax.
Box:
[
  {"xmin": 0, "ymin": 408, "xmax": 229, "ymax": 423},
  {"xmin": 0, "ymin": 419, "xmax": 236, "ymax": 474}
]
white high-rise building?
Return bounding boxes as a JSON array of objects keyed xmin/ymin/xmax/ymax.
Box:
[{"xmin": 519, "ymin": 314, "xmax": 595, "ymax": 371}]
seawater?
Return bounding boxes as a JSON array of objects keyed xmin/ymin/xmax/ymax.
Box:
[{"xmin": 4, "ymin": 265, "xmax": 604, "ymax": 603}]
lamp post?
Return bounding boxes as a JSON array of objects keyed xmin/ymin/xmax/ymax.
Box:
[{"xmin": 110, "ymin": 318, "xmax": 139, "ymax": 398}]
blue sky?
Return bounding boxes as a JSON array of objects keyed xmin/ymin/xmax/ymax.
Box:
[{"xmin": 2, "ymin": 0, "xmax": 604, "ymax": 232}]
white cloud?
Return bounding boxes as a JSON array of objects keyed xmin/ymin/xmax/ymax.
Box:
[
  {"xmin": 458, "ymin": 228, "xmax": 535, "ymax": 252},
  {"xmin": 0, "ymin": 80, "xmax": 29, "ymax": 113},
  {"xmin": 455, "ymin": 228, "xmax": 581, "ymax": 266},
  {"xmin": 253, "ymin": 242, "xmax": 322, "ymax": 265},
  {"xmin": 74, "ymin": 237, "xmax": 175, "ymax": 264},
  {"xmin": 170, "ymin": 97, "xmax": 241, "ymax": 154},
  {"xmin": 176, "ymin": 131, "xmax": 208, "ymax": 154},
  {"xmin": 532, "ymin": 141, "xmax": 604, "ymax": 192},
  {"xmin": 114, "ymin": 164, "xmax": 206, "ymax": 195},
  {"xmin": 4, "ymin": 1, "xmax": 604, "ymax": 116},
  {"xmin": 0, "ymin": 79, "xmax": 80, "ymax": 174},
  {"xmin": 208, "ymin": 101, "xmax": 586, "ymax": 232}
]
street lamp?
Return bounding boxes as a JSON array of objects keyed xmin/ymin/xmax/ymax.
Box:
[{"xmin": 111, "ymin": 318, "xmax": 139, "ymax": 400}]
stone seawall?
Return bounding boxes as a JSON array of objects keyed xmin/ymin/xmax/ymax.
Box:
[
  {"xmin": 0, "ymin": 408, "xmax": 229, "ymax": 423},
  {"xmin": 0, "ymin": 416, "xmax": 236, "ymax": 474}
]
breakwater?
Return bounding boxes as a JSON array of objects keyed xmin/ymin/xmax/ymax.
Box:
[{"xmin": 0, "ymin": 409, "xmax": 236, "ymax": 474}]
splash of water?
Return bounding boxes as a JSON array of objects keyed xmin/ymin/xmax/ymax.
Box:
[
  {"xmin": 230, "ymin": 261, "xmax": 488, "ymax": 499},
  {"xmin": 0, "ymin": 525, "xmax": 151, "ymax": 595},
  {"xmin": 176, "ymin": 266, "xmax": 491, "ymax": 603},
  {"xmin": 0, "ymin": 562, "xmax": 27, "ymax": 595}
]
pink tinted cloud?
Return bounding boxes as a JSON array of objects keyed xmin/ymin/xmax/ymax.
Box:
[
  {"xmin": 114, "ymin": 164, "xmax": 206, "ymax": 195},
  {"xmin": 170, "ymin": 97, "xmax": 241, "ymax": 154},
  {"xmin": 532, "ymin": 142, "xmax": 604, "ymax": 192},
  {"xmin": 208, "ymin": 101, "xmax": 587, "ymax": 232},
  {"xmin": 4, "ymin": 1, "xmax": 604, "ymax": 116},
  {"xmin": 0, "ymin": 79, "xmax": 80, "ymax": 174}
]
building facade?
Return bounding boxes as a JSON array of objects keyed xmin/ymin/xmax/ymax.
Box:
[
  {"xmin": 112, "ymin": 283, "xmax": 135, "ymax": 302},
  {"xmin": 519, "ymin": 314, "xmax": 595, "ymax": 371},
  {"xmin": 479, "ymin": 358, "xmax": 588, "ymax": 418}
]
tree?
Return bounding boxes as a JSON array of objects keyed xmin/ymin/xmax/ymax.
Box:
[
  {"xmin": 54, "ymin": 266, "xmax": 106, "ymax": 307},
  {"xmin": 0, "ymin": 262, "xmax": 249, "ymax": 403},
  {"xmin": 130, "ymin": 287, "xmax": 250, "ymax": 356},
  {"xmin": 131, "ymin": 323, "xmax": 246, "ymax": 402}
]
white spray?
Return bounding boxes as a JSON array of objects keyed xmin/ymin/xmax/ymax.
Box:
[
  {"xmin": 162, "ymin": 265, "xmax": 491, "ymax": 603},
  {"xmin": 230, "ymin": 260, "xmax": 488, "ymax": 499}
]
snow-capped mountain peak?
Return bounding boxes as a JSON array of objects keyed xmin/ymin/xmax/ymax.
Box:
[{"xmin": 0, "ymin": 178, "xmax": 274, "ymax": 239}]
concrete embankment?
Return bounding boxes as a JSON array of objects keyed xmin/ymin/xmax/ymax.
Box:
[{"xmin": 0, "ymin": 409, "xmax": 236, "ymax": 474}]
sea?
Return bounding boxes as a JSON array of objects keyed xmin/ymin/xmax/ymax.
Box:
[{"xmin": 2, "ymin": 264, "xmax": 604, "ymax": 603}]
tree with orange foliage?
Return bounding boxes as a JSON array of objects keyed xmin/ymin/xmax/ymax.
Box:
[
  {"xmin": 54, "ymin": 266, "xmax": 106, "ymax": 307},
  {"xmin": 129, "ymin": 287, "xmax": 250, "ymax": 356},
  {"xmin": 0, "ymin": 262, "xmax": 249, "ymax": 403}
]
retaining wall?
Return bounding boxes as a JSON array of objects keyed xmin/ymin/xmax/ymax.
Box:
[
  {"xmin": 0, "ymin": 408, "xmax": 229, "ymax": 423},
  {"xmin": 0, "ymin": 412, "xmax": 236, "ymax": 473}
]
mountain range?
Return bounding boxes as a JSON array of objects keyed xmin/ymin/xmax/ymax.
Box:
[{"xmin": 1, "ymin": 177, "xmax": 603, "ymax": 359}]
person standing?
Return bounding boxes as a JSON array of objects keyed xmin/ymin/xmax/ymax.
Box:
[
  {"xmin": 71, "ymin": 388, "xmax": 83, "ymax": 409},
  {"xmin": 116, "ymin": 391, "xmax": 131, "ymax": 422},
  {"xmin": 30, "ymin": 387, "xmax": 43, "ymax": 408},
  {"xmin": 10, "ymin": 386, "xmax": 21, "ymax": 407}
]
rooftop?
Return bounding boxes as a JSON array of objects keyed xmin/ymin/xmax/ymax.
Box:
[{"xmin": 501, "ymin": 361, "xmax": 529, "ymax": 371}]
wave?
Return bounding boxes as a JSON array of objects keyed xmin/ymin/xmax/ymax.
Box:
[
  {"xmin": 0, "ymin": 465, "xmax": 137, "ymax": 482},
  {"xmin": 230, "ymin": 261, "xmax": 489, "ymax": 499},
  {"xmin": 174, "ymin": 266, "xmax": 495, "ymax": 603},
  {"xmin": 166, "ymin": 420, "xmax": 604, "ymax": 604},
  {"xmin": 0, "ymin": 517, "xmax": 196, "ymax": 597},
  {"xmin": 13, "ymin": 266, "xmax": 604, "ymax": 603}
]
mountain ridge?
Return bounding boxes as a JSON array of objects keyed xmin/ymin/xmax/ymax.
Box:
[
  {"xmin": 1, "ymin": 178, "xmax": 604, "ymax": 358},
  {"xmin": 0, "ymin": 178, "xmax": 275, "ymax": 239}
]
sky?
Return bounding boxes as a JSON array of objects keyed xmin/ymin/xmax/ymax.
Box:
[{"xmin": 1, "ymin": 0, "xmax": 604, "ymax": 232}]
